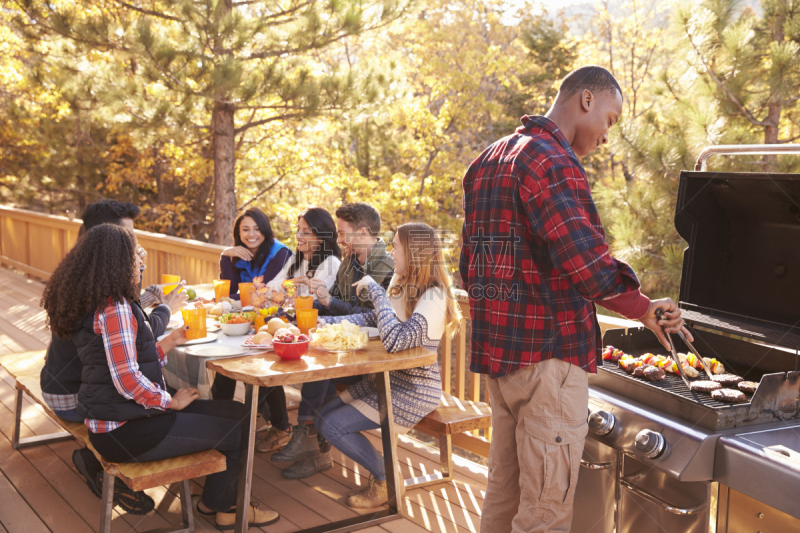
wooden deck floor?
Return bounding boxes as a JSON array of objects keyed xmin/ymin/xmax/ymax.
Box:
[{"xmin": 0, "ymin": 267, "xmax": 488, "ymax": 533}]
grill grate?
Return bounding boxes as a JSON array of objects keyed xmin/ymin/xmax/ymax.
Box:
[{"xmin": 598, "ymin": 361, "xmax": 766, "ymax": 410}]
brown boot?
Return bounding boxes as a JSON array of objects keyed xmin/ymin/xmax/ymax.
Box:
[
  {"xmin": 346, "ymin": 477, "xmax": 388, "ymax": 509},
  {"xmin": 215, "ymin": 503, "xmax": 280, "ymax": 530}
]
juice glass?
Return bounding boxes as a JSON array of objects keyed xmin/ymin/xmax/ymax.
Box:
[
  {"xmin": 213, "ymin": 279, "xmax": 231, "ymax": 301},
  {"xmin": 294, "ymin": 295, "xmax": 314, "ymax": 310},
  {"xmin": 238, "ymin": 283, "xmax": 254, "ymax": 306},
  {"xmin": 181, "ymin": 308, "xmax": 207, "ymax": 341},
  {"xmin": 162, "ymin": 274, "xmax": 181, "ymax": 295},
  {"xmin": 296, "ymin": 309, "xmax": 318, "ymax": 335}
]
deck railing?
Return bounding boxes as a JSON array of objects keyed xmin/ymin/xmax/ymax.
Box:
[{"xmin": 0, "ymin": 205, "xmax": 636, "ymax": 458}]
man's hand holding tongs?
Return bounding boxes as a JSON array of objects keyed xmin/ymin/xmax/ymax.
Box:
[{"xmin": 639, "ymin": 298, "xmax": 694, "ymax": 351}]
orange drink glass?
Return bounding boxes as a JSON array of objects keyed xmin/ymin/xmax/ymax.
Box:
[
  {"xmin": 238, "ymin": 283, "xmax": 254, "ymax": 306},
  {"xmin": 296, "ymin": 309, "xmax": 318, "ymax": 335},
  {"xmin": 162, "ymin": 274, "xmax": 181, "ymax": 295},
  {"xmin": 182, "ymin": 308, "xmax": 207, "ymax": 341},
  {"xmin": 254, "ymin": 314, "xmax": 267, "ymax": 332},
  {"xmin": 294, "ymin": 295, "xmax": 314, "ymax": 310},
  {"xmin": 213, "ymin": 279, "xmax": 231, "ymax": 301}
]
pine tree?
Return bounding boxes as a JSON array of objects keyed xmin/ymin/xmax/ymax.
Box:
[
  {"xmin": 601, "ymin": 0, "xmax": 800, "ymax": 300},
  {"xmin": 12, "ymin": 0, "xmax": 410, "ymax": 243}
]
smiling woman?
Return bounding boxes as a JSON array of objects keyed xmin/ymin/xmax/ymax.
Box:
[{"xmin": 218, "ymin": 208, "xmax": 293, "ymax": 299}]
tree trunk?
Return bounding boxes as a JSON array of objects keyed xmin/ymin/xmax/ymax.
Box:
[
  {"xmin": 153, "ymin": 143, "xmax": 174, "ymax": 205},
  {"xmin": 211, "ymin": 100, "xmax": 237, "ymax": 245}
]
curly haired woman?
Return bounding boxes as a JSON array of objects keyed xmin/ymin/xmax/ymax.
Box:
[{"xmin": 41, "ymin": 224, "xmax": 279, "ymax": 530}]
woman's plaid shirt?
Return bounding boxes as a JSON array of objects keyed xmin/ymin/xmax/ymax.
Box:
[{"xmin": 459, "ymin": 115, "xmax": 644, "ymax": 378}]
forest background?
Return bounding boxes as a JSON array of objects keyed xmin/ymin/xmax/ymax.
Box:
[{"xmin": 2, "ymin": 0, "xmax": 800, "ymax": 302}]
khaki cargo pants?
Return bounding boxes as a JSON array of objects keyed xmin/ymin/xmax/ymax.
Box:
[{"xmin": 481, "ymin": 358, "xmax": 589, "ymax": 533}]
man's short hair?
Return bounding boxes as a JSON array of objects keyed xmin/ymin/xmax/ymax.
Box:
[
  {"xmin": 559, "ymin": 65, "xmax": 622, "ymax": 100},
  {"xmin": 80, "ymin": 199, "xmax": 141, "ymax": 233},
  {"xmin": 335, "ymin": 202, "xmax": 381, "ymax": 236}
]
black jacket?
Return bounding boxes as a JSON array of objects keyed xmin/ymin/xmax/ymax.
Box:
[
  {"xmin": 74, "ymin": 300, "xmax": 170, "ymax": 422},
  {"xmin": 41, "ymin": 303, "xmax": 170, "ymax": 397}
]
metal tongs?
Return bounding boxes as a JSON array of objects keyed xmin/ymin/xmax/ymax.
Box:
[
  {"xmin": 655, "ymin": 308, "xmax": 691, "ymax": 388},
  {"xmin": 654, "ymin": 308, "xmax": 714, "ymax": 383},
  {"xmin": 676, "ymin": 330, "xmax": 715, "ymax": 379}
]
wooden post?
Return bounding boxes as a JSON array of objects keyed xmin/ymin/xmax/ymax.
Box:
[
  {"xmin": 440, "ymin": 330, "xmax": 452, "ymax": 395},
  {"xmin": 454, "ymin": 317, "xmax": 466, "ymax": 399}
]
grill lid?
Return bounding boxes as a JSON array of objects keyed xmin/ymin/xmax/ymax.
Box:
[{"xmin": 675, "ymin": 171, "xmax": 800, "ymax": 349}]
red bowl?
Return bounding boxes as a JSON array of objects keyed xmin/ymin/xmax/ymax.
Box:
[{"xmin": 272, "ymin": 339, "xmax": 310, "ymax": 361}]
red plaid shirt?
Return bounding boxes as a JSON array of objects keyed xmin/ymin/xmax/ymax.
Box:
[
  {"xmin": 86, "ymin": 298, "xmax": 171, "ymax": 433},
  {"xmin": 459, "ymin": 116, "xmax": 649, "ymax": 378}
]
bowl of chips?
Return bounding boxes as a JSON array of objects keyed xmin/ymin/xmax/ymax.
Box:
[{"xmin": 309, "ymin": 320, "xmax": 369, "ymax": 353}]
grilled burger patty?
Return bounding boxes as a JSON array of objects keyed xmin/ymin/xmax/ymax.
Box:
[
  {"xmin": 711, "ymin": 388, "xmax": 747, "ymax": 403},
  {"xmin": 690, "ymin": 380, "xmax": 722, "ymax": 393},
  {"xmin": 711, "ymin": 374, "xmax": 743, "ymax": 387},
  {"xmin": 738, "ymin": 381, "xmax": 758, "ymax": 394}
]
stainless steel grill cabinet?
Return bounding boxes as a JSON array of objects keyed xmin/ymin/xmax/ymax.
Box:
[{"xmin": 571, "ymin": 145, "xmax": 800, "ymax": 533}]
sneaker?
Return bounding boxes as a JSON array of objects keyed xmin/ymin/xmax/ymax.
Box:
[
  {"xmin": 271, "ymin": 423, "xmax": 320, "ymax": 462},
  {"xmin": 112, "ymin": 477, "xmax": 155, "ymax": 515},
  {"xmin": 215, "ymin": 503, "xmax": 280, "ymax": 531},
  {"xmin": 346, "ymin": 477, "xmax": 388, "ymax": 509},
  {"xmin": 281, "ymin": 451, "xmax": 332, "ymax": 480},
  {"xmin": 72, "ymin": 448, "xmax": 103, "ymax": 497},
  {"xmin": 256, "ymin": 426, "xmax": 291, "ymax": 453},
  {"xmin": 255, "ymin": 414, "xmax": 270, "ymax": 432},
  {"xmin": 72, "ymin": 448, "xmax": 155, "ymax": 515}
]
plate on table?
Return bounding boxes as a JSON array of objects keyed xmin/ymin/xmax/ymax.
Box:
[
  {"xmin": 185, "ymin": 345, "xmax": 249, "ymax": 358},
  {"xmin": 242, "ymin": 335, "xmax": 274, "ymax": 350},
  {"xmin": 157, "ymin": 332, "xmax": 218, "ymax": 346},
  {"xmin": 360, "ymin": 327, "xmax": 380, "ymax": 339},
  {"xmin": 310, "ymin": 344, "xmax": 369, "ymax": 354},
  {"xmin": 166, "ymin": 320, "xmax": 181, "ymax": 330}
]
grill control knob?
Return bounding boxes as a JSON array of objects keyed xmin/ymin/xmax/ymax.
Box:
[
  {"xmin": 588, "ymin": 410, "xmax": 616, "ymax": 435},
  {"xmin": 635, "ymin": 430, "xmax": 665, "ymax": 458}
]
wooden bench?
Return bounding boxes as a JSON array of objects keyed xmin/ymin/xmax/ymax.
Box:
[
  {"xmin": 406, "ymin": 392, "xmax": 491, "ymax": 489},
  {"xmin": 2, "ymin": 351, "xmax": 227, "ymax": 533}
]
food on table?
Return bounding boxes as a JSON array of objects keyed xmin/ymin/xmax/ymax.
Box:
[
  {"xmin": 738, "ymin": 381, "xmax": 759, "ymax": 394},
  {"xmin": 267, "ymin": 317, "xmax": 287, "ymax": 335},
  {"xmin": 310, "ymin": 320, "xmax": 368, "ymax": 351},
  {"xmin": 273, "ymin": 330, "xmax": 309, "ymax": 344},
  {"xmin": 711, "ymin": 374, "xmax": 743, "ymax": 387},
  {"xmin": 185, "ymin": 287, "xmax": 197, "ymax": 301},
  {"xmin": 711, "ymin": 388, "xmax": 747, "ymax": 403},
  {"xmin": 220, "ymin": 313, "xmax": 251, "ymax": 324},
  {"xmin": 218, "ymin": 296, "xmax": 237, "ymax": 306},
  {"xmin": 252, "ymin": 332, "xmax": 273, "ymax": 344},
  {"xmin": 273, "ymin": 327, "xmax": 291, "ymax": 338},
  {"xmin": 288, "ymin": 325, "xmax": 301, "ymax": 336},
  {"xmin": 602, "ymin": 346, "xmax": 624, "ymax": 362},
  {"xmin": 643, "ymin": 366, "xmax": 666, "ymax": 381},
  {"xmin": 690, "ymin": 380, "xmax": 722, "ymax": 393},
  {"xmin": 257, "ymin": 325, "xmax": 270, "ymax": 334}
]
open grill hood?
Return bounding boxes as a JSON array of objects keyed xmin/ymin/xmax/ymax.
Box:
[{"xmin": 675, "ymin": 171, "xmax": 800, "ymax": 350}]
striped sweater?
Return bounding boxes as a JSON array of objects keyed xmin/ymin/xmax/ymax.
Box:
[{"xmin": 323, "ymin": 277, "xmax": 447, "ymax": 430}]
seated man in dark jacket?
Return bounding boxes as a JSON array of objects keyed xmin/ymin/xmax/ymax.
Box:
[
  {"xmin": 305, "ymin": 202, "xmax": 394, "ymax": 315},
  {"xmin": 39, "ymin": 199, "xmax": 186, "ymax": 514}
]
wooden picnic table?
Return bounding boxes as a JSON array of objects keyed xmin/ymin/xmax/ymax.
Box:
[{"xmin": 207, "ymin": 341, "xmax": 438, "ymax": 533}]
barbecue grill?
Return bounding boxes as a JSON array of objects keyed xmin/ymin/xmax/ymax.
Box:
[{"xmin": 571, "ymin": 145, "xmax": 800, "ymax": 533}]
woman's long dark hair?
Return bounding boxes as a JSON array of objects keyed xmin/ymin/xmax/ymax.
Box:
[
  {"xmin": 42, "ymin": 224, "xmax": 140, "ymax": 338},
  {"xmin": 232, "ymin": 208, "xmax": 276, "ymax": 275},
  {"xmin": 287, "ymin": 207, "xmax": 341, "ymax": 278}
]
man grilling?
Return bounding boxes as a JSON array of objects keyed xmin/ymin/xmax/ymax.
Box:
[{"xmin": 459, "ymin": 65, "xmax": 694, "ymax": 532}]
